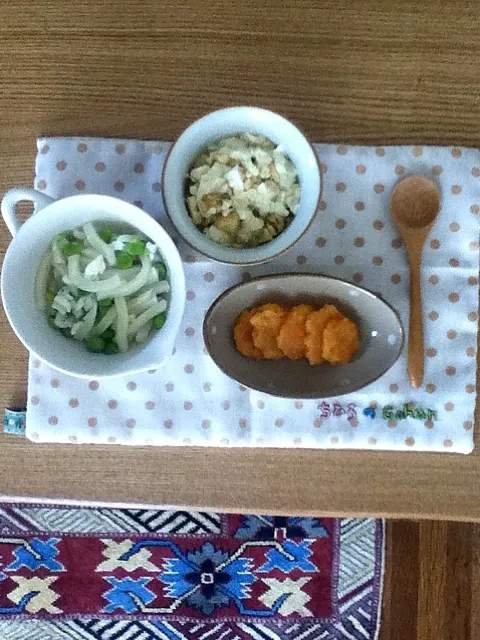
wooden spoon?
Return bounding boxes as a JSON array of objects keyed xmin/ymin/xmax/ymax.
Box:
[{"xmin": 390, "ymin": 176, "xmax": 441, "ymax": 388}]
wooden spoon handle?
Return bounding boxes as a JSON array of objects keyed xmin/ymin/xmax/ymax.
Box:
[{"xmin": 408, "ymin": 261, "xmax": 424, "ymax": 388}]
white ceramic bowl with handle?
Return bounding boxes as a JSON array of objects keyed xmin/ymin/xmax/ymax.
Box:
[
  {"xmin": 1, "ymin": 188, "xmax": 185, "ymax": 378},
  {"xmin": 162, "ymin": 107, "xmax": 322, "ymax": 265}
]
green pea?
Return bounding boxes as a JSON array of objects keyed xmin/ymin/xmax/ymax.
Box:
[
  {"xmin": 98, "ymin": 297, "xmax": 113, "ymax": 308},
  {"xmin": 63, "ymin": 241, "xmax": 84, "ymax": 256},
  {"xmin": 99, "ymin": 228, "xmax": 113, "ymax": 243},
  {"xmin": 101, "ymin": 328, "xmax": 115, "ymax": 341},
  {"xmin": 47, "ymin": 290, "xmax": 55, "ymax": 304},
  {"xmin": 55, "ymin": 233, "xmax": 70, "ymax": 249},
  {"xmin": 116, "ymin": 252, "xmax": 134, "ymax": 269},
  {"xmin": 104, "ymin": 342, "xmax": 119, "ymax": 355},
  {"xmin": 126, "ymin": 238, "xmax": 147, "ymax": 256},
  {"xmin": 87, "ymin": 336, "xmax": 106, "ymax": 353},
  {"xmin": 153, "ymin": 313, "xmax": 166, "ymax": 330},
  {"xmin": 155, "ymin": 262, "xmax": 167, "ymax": 279}
]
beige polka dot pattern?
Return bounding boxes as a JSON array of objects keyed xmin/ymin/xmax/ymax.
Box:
[{"xmin": 26, "ymin": 140, "xmax": 478, "ymax": 453}]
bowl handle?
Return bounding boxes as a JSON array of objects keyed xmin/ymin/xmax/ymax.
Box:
[{"xmin": 1, "ymin": 187, "xmax": 55, "ymax": 237}]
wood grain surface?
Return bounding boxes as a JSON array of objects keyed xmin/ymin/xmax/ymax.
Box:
[
  {"xmin": 0, "ymin": 0, "xmax": 478, "ymax": 520},
  {"xmin": 381, "ymin": 520, "xmax": 480, "ymax": 640}
]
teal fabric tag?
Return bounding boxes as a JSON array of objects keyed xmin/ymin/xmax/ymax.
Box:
[{"xmin": 3, "ymin": 409, "xmax": 26, "ymax": 436}]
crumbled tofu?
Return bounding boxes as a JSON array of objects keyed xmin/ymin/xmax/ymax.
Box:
[
  {"xmin": 110, "ymin": 235, "xmax": 134, "ymax": 252},
  {"xmin": 145, "ymin": 242, "xmax": 158, "ymax": 262},
  {"xmin": 224, "ymin": 166, "xmax": 245, "ymax": 191},
  {"xmin": 84, "ymin": 255, "xmax": 106, "ymax": 278},
  {"xmin": 186, "ymin": 133, "xmax": 299, "ymax": 248}
]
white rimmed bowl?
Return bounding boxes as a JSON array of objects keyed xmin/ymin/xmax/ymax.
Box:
[
  {"xmin": 1, "ymin": 187, "xmax": 185, "ymax": 378},
  {"xmin": 162, "ymin": 107, "xmax": 322, "ymax": 265}
]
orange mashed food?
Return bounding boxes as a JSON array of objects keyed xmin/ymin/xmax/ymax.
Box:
[{"xmin": 233, "ymin": 302, "xmax": 359, "ymax": 366}]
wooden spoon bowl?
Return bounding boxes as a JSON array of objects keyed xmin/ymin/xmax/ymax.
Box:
[{"xmin": 390, "ymin": 176, "xmax": 441, "ymax": 388}]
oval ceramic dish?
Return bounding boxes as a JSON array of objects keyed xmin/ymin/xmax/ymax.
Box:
[{"xmin": 204, "ymin": 274, "xmax": 404, "ymax": 398}]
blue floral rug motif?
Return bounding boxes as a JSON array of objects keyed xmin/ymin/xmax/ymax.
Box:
[{"xmin": 0, "ymin": 504, "xmax": 384, "ymax": 639}]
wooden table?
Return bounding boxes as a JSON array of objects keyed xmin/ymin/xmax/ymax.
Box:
[{"xmin": 0, "ymin": 0, "xmax": 478, "ymax": 521}]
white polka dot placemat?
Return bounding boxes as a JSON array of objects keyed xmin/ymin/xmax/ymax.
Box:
[{"xmin": 27, "ymin": 138, "xmax": 479, "ymax": 452}]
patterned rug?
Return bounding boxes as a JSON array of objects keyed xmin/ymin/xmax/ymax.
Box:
[{"xmin": 0, "ymin": 504, "xmax": 384, "ymax": 639}]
